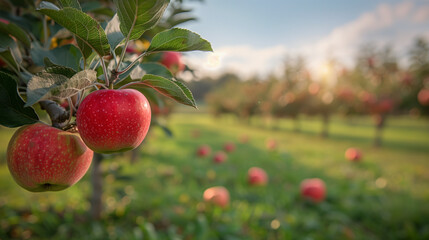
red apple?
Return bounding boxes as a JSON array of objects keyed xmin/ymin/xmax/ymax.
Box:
[
  {"xmin": 160, "ymin": 52, "xmax": 185, "ymax": 75},
  {"xmin": 248, "ymin": 167, "xmax": 268, "ymax": 186},
  {"xmin": 223, "ymin": 142, "xmax": 236, "ymax": 153},
  {"xmin": 203, "ymin": 186, "xmax": 230, "ymax": 208},
  {"xmin": 345, "ymin": 148, "xmax": 362, "ymax": 162},
  {"xmin": 213, "ymin": 151, "xmax": 227, "ymax": 163},
  {"xmin": 197, "ymin": 145, "xmax": 211, "ymax": 157},
  {"xmin": 76, "ymin": 89, "xmax": 151, "ymax": 153},
  {"xmin": 418, "ymin": 89, "xmax": 429, "ymax": 106},
  {"xmin": 7, "ymin": 123, "xmax": 93, "ymax": 192},
  {"xmin": 300, "ymin": 178, "xmax": 326, "ymax": 203}
]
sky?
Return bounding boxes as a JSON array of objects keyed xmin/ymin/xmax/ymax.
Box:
[{"xmin": 177, "ymin": 0, "xmax": 429, "ymax": 80}]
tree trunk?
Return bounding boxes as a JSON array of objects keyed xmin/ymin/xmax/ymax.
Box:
[
  {"xmin": 321, "ymin": 114, "xmax": 330, "ymax": 138},
  {"xmin": 130, "ymin": 144, "xmax": 141, "ymax": 164},
  {"xmin": 91, "ymin": 153, "xmax": 103, "ymax": 220},
  {"xmin": 374, "ymin": 114, "xmax": 386, "ymax": 147}
]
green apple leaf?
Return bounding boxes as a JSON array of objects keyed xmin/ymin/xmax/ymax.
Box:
[
  {"xmin": 25, "ymin": 70, "xmax": 97, "ymax": 106},
  {"xmin": 31, "ymin": 42, "xmax": 82, "ymax": 71},
  {"xmin": 173, "ymin": 79, "xmax": 196, "ymax": 107},
  {"xmin": 114, "ymin": 62, "xmax": 173, "ymax": 86},
  {"xmin": 0, "ymin": 21, "xmax": 31, "ymax": 48},
  {"xmin": 0, "ymin": 34, "xmax": 22, "ymax": 75},
  {"xmin": 50, "ymin": 69, "xmax": 97, "ymax": 99},
  {"xmin": 140, "ymin": 63, "xmax": 173, "ymax": 79},
  {"xmin": 129, "ymin": 62, "xmax": 173, "ymax": 80},
  {"xmin": 114, "ymin": 0, "xmax": 169, "ymax": 41},
  {"xmin": 105, "ymin": 14, "xmax": 124, "ymax": 50},
  {"xmin": 58, "ymin": 0, "xmax": 82, "ymax": 10},
  {"xmin": 37, "ymin": 2, "xmax": 110, "ymax": 57},
  {"xmin": 0, "ymin": 72, "xmax": 39, "ymax": 127},
  {"xmin": 25, "ymin": 73, "xmax": 69, "ymax": 106},
  {"xmin": 54, "ymin": 0, "xmax": 92, "ymax": 59},
  {"xmin": 128, "ymin": 74, "xmax": 196, "ymax": 108},
  {"xmin": 147, "ymin": 28, "xmax": 213, "ymax": 52},
  {"xmin": 44, "ymin": 63, "xmax": 77, "ymax": 78}
]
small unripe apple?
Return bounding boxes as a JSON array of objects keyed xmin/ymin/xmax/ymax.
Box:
[
  {"xmin": 76, "ymin": 89, "xmax": 151, "ymax": 153},
  {"xmin": 203, "ymin": 186, "xmax": 230, "ymax": 208},
  {"xmin": 345, "ymin": 148, "xmax": 362, "ymax": 162},
  {"xmin": 248, "ymin": 167, "xmax": 268, "ymax": 186},
  {"xmin": 418, "ymin": 89, "xmax": 429, "ymax": 106},
  {"xmin": 223, "ymin": 142, "xmax": 236, "ymax": 153},
  {"xmin": 7, "ymin": 123, "xmax": 93, "ymax": 192},
  {"xmin": 197, "ymin": 145, "xmax": 211, "ymax": 157},
  {"xmin": 300, "ymin": 178, "xmax": 326, "ymax": 203},
  {"xmin": 213, "ymin": 151, "xmax": 227, "ymax": 163},
  {"xmin": 160, "ymin": 52, "xmax": 185, "ymax": 75}
]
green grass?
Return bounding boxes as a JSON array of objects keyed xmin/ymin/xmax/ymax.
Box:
[{"xmin": 0, "ymin": 114, "xmax": 428, "ymax": 239}]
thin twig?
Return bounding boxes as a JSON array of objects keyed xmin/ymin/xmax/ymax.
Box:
[
  {"xmin": 117, "ymin": 51, "xmax": 147, "ymax": 75},
  {"xmin": 100, "ymin": 57, "xmax": 109, "ymax": 86}
]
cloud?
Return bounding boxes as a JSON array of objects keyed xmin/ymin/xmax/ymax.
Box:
[
  {"xmin": 184, "ymin": 0, "xmax": 429, "ymax": 80},
  {"xmin": 183, "ymin": 45, "xmax": 288, "ymax": 80}
]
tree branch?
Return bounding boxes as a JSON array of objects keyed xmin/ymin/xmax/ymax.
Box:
[{"xmin": 39, "ymin": 100, "xmax": 69, "ymax": 129}]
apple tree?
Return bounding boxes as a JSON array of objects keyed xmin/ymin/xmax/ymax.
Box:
[{"xmin": 0, "ymin": 0, "xmax": 212, "ymax": 219}]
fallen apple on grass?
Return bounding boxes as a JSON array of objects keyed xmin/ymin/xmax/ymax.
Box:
[
  {"xmin": 248, "ymin": 167, "xmax": 268, "ymax": 186},
  {"xmin": 223, "ymin": 142, "xmax": 236, "ymax": 153},
  {"xmin": 345, "ymin": 148, "xmax": 362, "ymax": 162},
  {"xmin": 213, "ymin": 151, "xmax": 227, "ymax": 164},
  {"xmin": 197, "ymin": 145, "xmax": 211, "ymax": 157},
  {"xmin": 203, "ymin": 186, "xmax": 230, "ymax": 208},
  {"xmin": 300, "ymin": 178, "xmax": 326, "ymax": 203}
]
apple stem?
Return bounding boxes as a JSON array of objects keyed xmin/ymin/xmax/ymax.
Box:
[
  {"xmin": 100, "ymin": 56, "xmax": 109, "ymax": 87},
  {"xmin": 116, "ymin": 51, "xmax": 148, "ymax": 75}
]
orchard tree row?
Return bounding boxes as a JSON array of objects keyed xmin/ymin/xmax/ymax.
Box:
[{"xmin": 204, "ymin": 38, "xmax": 429, "ymax": 146}]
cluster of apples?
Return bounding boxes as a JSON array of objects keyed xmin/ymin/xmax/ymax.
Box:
[
  {"xmin": 196, "ymin": 142, "xmax": 236, "ymax": 164},
  {"xmin": 7, "ymin": 52, "xmax": 184, "ymax": 192},
  {"xmin": 204, "ymin": 176, "xmax": 327, "ymax": 208},
  {"xmin": 203, "ymin": 141, "xmax": 366, "ymax": 207},
  {"xmin": 203, "ymin": 167, "xmax": 269, "ymax": 208}
]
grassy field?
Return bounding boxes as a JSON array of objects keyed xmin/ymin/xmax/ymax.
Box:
[{"xmin": 0, "ymin": 113, "xmax": 428, "ymax": 239}]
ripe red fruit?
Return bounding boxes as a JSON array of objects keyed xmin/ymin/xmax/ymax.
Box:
[
  {"xmin": 300, "ymin": 178, "xmax": 326, "ymax": 203},
  {"xmin": 7, "ymin": 123, "xmax": 93, "ymax": 192},
  {"xmin": 345, "ymin": 148, "xmax": 362, "ymax": 162},
  {"xmin": 248, "ymin": 167, "xmax": 268, "ymax": 186},
  {"xmin": 197, "ymin": 145, "xmax": 211, "ymax": 157},
  {"xmin": 418, "ymin": 89, "xmax": 429, "ymax": 106},
  {"xmin": 223, "ymin": 142, "xmax": 236, "ymax": 153},
  {"xmin": 203, "ymin": 186, "xmax": 230, "ymax": 208},
  {"xmin": 160, "ymin": 52, "xmax": 185, "ymax": 75},
  {"xmin": 213, "ymin": 151, "xmax": 227, "ymax": 163},
  {"xmin": 76, "ymin": 89, "xmax": 151, "ymax": 153}
]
